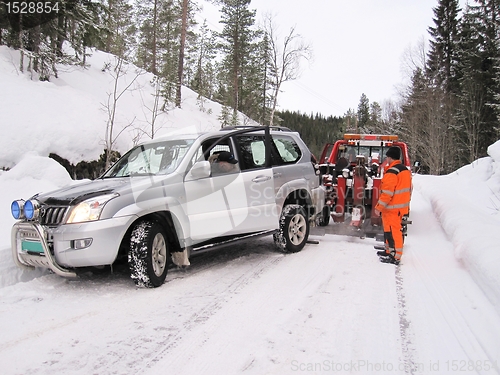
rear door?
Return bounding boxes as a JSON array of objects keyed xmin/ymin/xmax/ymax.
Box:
[{"xmin": 235, "ymin": 134, "xmax": 278, "ymax": 232}]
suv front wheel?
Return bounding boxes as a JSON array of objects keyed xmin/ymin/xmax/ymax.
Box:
[
  {"xmin": 128, "ymin": 220, "xmax": 169, "ymax": 287},
  {"xmin": 273, "ymin": 204, "xmax": 310, "ymax": 253}
]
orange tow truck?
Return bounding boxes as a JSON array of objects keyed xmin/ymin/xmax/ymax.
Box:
[{"xmin": 317, "ymin": 134, "xmax": 411, "ymax": 237}]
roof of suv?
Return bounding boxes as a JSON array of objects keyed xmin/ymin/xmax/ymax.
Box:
[{"xmin": 144, "ymin": 126, "xmax": 300, "ymax": 145}]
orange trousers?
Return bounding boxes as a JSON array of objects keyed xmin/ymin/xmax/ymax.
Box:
[{"xmin": 382, "ymin": 210, "xmax": 403, "ymax": 260}]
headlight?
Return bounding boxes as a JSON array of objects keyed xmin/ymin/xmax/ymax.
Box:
[
  {"xmin": 11, "ymin": 200, "xmax": 25, "ymax": 219},
  {"xmin": 66, "ymin": 194, "xmax": 118, "ymax": 224}
]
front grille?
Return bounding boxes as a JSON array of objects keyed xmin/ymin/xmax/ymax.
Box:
[{"xmin": 41, "ymin": 206, "xmax": 69, "ymax": 226}]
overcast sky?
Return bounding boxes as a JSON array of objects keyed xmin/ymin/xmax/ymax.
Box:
[{"xmin": 199, "ymin": 0, "xmax": 468, "ymax": 118}]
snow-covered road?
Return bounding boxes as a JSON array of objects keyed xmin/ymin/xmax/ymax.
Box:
[
  {"xmin": 1, "ymin": 187, "xmax": 499, "ymax": 375},
  {"xmin": 2, "ymin": 45, "xmax": 499, "ymax": 375}
]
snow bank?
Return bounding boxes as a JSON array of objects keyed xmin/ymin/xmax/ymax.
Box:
[
  {"xmin": 0, "ymin": 46, "xmax": 232, "ymax": 169},
  {"xmin": 0, "ymin": 154, "xmax": 73, "ymax": 287},
  {"xmin": 2, "ymin": 153, "xmax": 73, "ymax": 186},
  {"xmin": 414, "ymin": 140, "xmax": 500, "ymax": 311}
]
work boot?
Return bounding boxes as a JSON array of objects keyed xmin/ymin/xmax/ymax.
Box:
[
  {"xmin": 379, "ymin": 254, "xmax": 400, "ymax": 265},
  {"xmin": 377, "ymin": 250, "xmax": 389, "ymax": 257}
]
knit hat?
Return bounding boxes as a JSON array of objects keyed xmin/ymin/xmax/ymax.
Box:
[{"xmin": 386, "ymin": 146, "xmax": 401, "ymax": 160}]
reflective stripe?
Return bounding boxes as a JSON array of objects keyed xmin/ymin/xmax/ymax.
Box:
[
  {"xmin": 395, "ymin": 248, "xmax": 403, "ymax": 260},
  {"xmin": 381, "ymin": 189, "xmax": 394, "ymax": 196},
  {"xmin": 394, "ymin": 188, "xmax": 411, "ymax": 194},
  {"xmin": 377, "ymin": 201, "xmax": 410, "ymax": 210},
  {"xmin": 386, "ymin": 202, "xmax": 410, "ymax": 209}
]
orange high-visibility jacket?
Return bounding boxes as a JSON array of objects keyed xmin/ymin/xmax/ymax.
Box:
[{"xmin": 375, "ymin": 160, "xmax": 412, "ymax": 214}]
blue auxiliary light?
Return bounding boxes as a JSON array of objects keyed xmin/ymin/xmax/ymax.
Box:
[
  {"xmin": 24, "ymin": 200, "xmax": 37, "ymax": 220},
  {"xmin": 11, "ymin": 200, "xmax": 25, "ymax": 220}
]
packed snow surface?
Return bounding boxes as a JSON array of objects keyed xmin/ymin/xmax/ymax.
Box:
[{"xmin": 1, "ymin": 46, "xmax": 500, "ymax": 374}]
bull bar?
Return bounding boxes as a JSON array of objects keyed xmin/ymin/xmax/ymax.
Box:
[{"xmin": 11, "ymin": 221, "xmax": 77, "ymax": 278}]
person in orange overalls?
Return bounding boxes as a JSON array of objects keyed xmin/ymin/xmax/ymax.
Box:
[{"xmin": 374, "ymin": 147, "xmax": 412, "ymax": 265}]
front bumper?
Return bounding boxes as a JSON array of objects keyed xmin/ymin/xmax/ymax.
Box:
[
  {"xmin": 11, "ymin": 216, "xmax": 135, "ymax": 277},
  {"xmin": 12, "ymin": 222, "xmax": 77, "ymax": 277}
]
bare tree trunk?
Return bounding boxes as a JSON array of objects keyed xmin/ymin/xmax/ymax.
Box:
[
  {"xmin": 105, "ymin": 0, "xmax": 114, "ymax": 53},
  {"xmin": 459, "ymin": 80, "xmax": 484, "ymax": 163},
  {"xmin": 152, "ymin": 0, "xmax": 158, "ymax": 75},
  {"xmin": 176, "ymin": 0, "xmax": 189, "ymax": 108},
  {"xmin": 19, "ymin": 14, "xmax": 24, "ymax": 72},
  {"xmin": 103, "ymin": 57, "xmax": 142, "ymax": 168},
  {"xmin": 32, "ymin": 25, "xmax": 41, "ymax": 73}
]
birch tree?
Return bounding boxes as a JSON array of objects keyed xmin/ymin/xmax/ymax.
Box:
[{"xmin": 263, "ymin": 13, "xmax": 311, "ymax": 126}]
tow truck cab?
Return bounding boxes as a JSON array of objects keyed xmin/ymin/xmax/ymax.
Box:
[{"xmin": 319, "ymin": 134, "xmax": 411, "ymax": 170}]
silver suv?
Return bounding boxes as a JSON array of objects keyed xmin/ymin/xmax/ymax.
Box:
[{"xmin": 11, "ymin": 126, "xmax": 324, "ymax": 287}]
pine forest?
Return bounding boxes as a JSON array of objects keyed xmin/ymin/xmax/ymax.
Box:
[{"xmin": 0, "ymin": 0, "xmax": 499, "ymax": 174}]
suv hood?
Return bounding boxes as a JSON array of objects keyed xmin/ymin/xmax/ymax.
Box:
[{"xmin": 34, "ymin": 178, "xmax": 131, "ymax": 206}]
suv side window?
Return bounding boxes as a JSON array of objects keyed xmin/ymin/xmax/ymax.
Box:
[
  {"xmin": 236, "ymin": 135, "xmax": 268, "ymax": 170},
  {"xmin": 190, "ymin": 138, "xmax": 240, "ymax": 176},
  {"xmin": 190, "ymin": 139, "xmax": 231, "ymax": 164},
  {"xmin": 272, "ymin": 135, "xmax": 302, "ymax": 164}
]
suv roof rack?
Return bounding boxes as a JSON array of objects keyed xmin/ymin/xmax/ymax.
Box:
[{"xmin": 220, "ymin": 125, "xmax": 292, "ymax": 132}]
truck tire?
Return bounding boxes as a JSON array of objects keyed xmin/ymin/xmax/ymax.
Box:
[
  {"xmin": 128, "ymin": 220, "xmax": 169, "ymax": 288},
  {"xmin": 273, "ymin": 204, "xmax": 310, "ymax": 253}
]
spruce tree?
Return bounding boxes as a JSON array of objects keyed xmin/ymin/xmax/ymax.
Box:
[
  {"xmin": 135, "ymin": 0, "xmax": 162, "ymax": 75},
  {"xmin": 190, "ymin": 19, "xmax": 217, "ymax": 102},
  {"xmin": 357, "ymin": 93, "xmax": 370, "ymax": 132},
  {"xmin": 423, "ymin": 0, "xmax": 462, "ymax": 172},
  {"xmin": 427, "ymin": 0, "xmax": 461, "ymax": 93},
  {"xmin": 218, "ymin": 0, "xmax": 259, "ymax": 115},
  {"xmin": 104, "ymin": 0, "xmax": 136, "ymax": 59},
  {"xmin": 455, "ymin": 0, "xmax": 500, "ymax": 161}
]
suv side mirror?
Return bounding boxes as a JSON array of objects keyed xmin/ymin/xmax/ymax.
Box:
[{"xmin": 186, "ymin": 160, "xmax": 211, "ymax": 181}]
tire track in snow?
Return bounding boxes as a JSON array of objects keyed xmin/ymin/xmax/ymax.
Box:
[
  {"xmin": 0, "ymin": 241, "xmax": 285, "ymax": 375},
  {"xmin": 395, "ymin": 264, "xmax": 419, "ymax": 374},
  {"xmin": 400, "ymin": 188, "xmax": 500, "ymax": 375},
  {"xmin": 409, "ymin": 249, "xmax": 500, "ymax": 374},
  {"xmin": 138, "ymin": 251, "xmax": 286, "ymax": 373}
]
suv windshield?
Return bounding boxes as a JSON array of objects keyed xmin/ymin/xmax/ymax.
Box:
[{"xmin": 103, "ymin": 140, "xmax": 194, "ymax": 178}]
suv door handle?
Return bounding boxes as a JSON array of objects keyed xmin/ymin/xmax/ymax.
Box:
[{"xmin": 252, "ymin": 175, "xmax": 271, "ymax": 183}]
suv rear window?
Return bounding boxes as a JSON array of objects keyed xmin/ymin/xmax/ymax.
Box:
[
  {"xmin": 272, "ymin": 135, "xmax": 301, "ymax": 164},
  {"xmin": 236, "ymin": 134, "xmax": 302, "ymax": 170}
]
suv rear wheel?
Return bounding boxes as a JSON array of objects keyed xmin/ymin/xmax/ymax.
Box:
[
  {"xmin": 273, "ymin": 204, "xmax": 309, "ymax": 253},
  {"xmin": 128, "ymin": 220, "xmax": 169, "ymax": 287}
]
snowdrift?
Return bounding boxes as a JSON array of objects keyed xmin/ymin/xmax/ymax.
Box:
[
  {"xmin": 414, "ymin": 140, "xmax": 500, "ymax": 311},
  {"xmin": 0, "ymin": 45, "xmax": 237, "ymax": 169}
]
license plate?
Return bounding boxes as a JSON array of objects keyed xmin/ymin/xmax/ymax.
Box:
[{"xmin": 22, "ymin": 240, "xmax": 44, "ymax": 254}]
